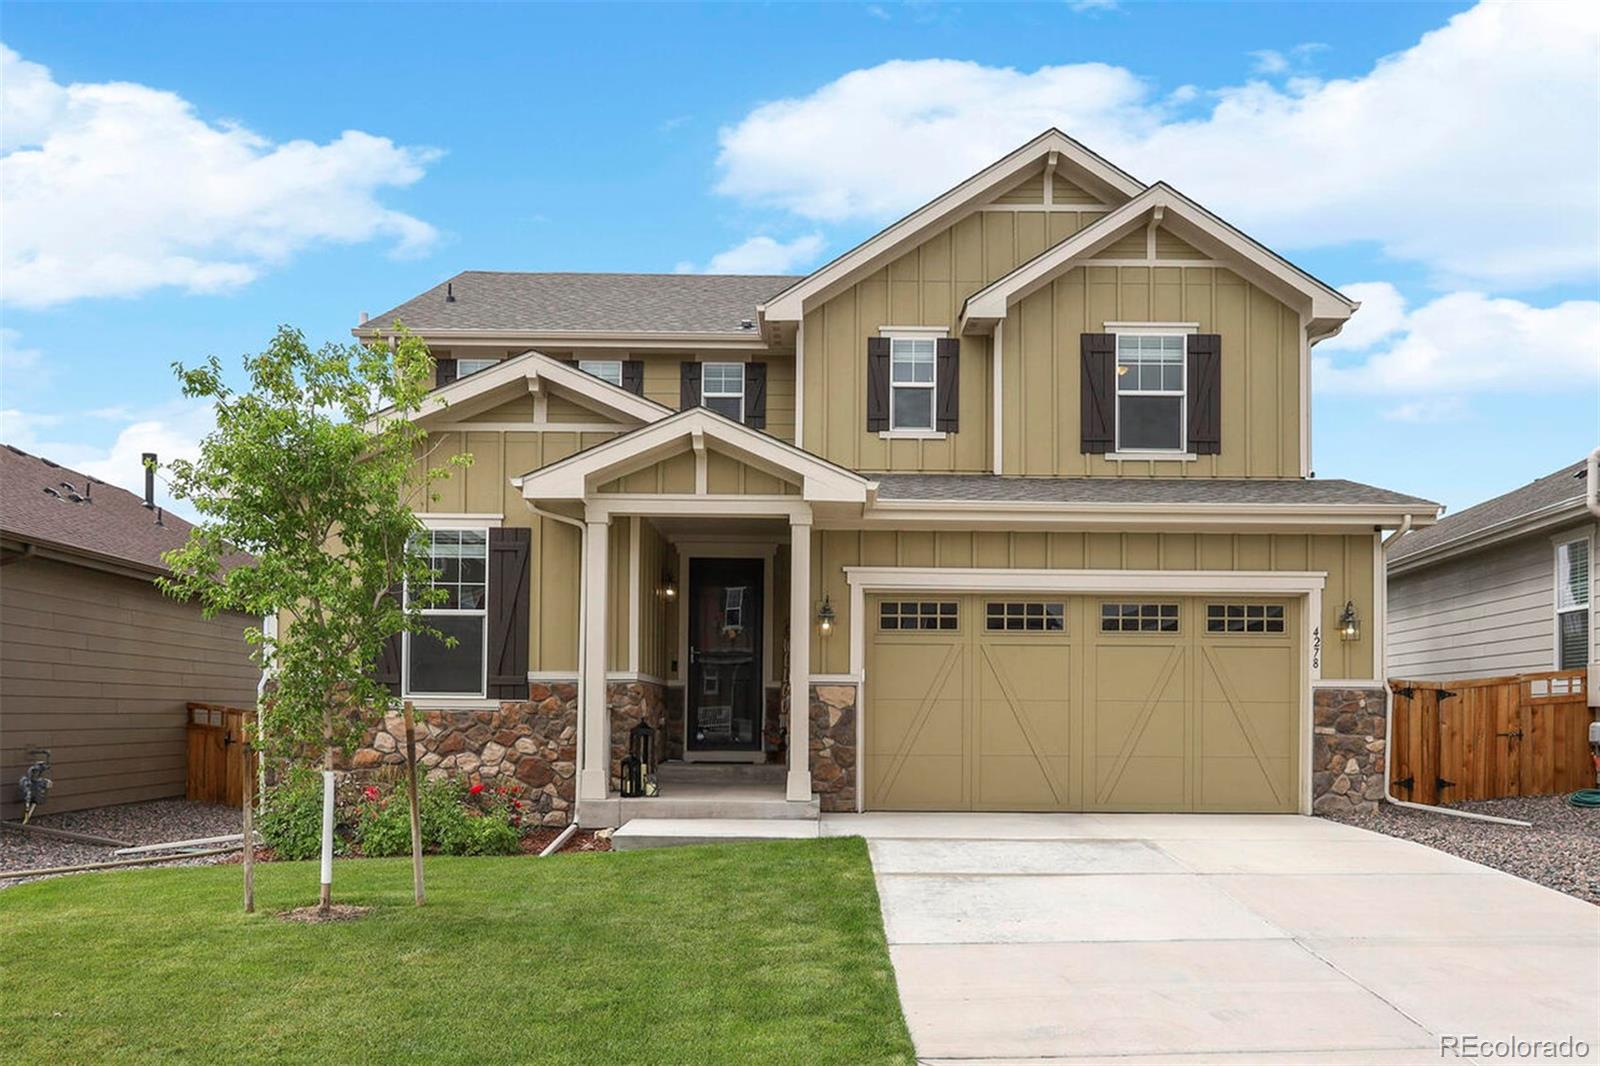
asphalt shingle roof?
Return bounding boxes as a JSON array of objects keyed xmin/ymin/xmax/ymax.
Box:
[
  {"xmin": 360, "ymin": 271, "xmax": 802, "ymax": 335},
  {"xmin": 0, "ymin": 445, "xmax": 233, "ymax": 575},
  {"xmin": 872, "ymin": 474, "xmax": 1437, "ymax": 508},
  {"xmin": 1388, "ymin": 460, "xmax": 1589, "ymax": 564}
]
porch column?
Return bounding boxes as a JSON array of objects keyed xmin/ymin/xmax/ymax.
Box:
[
  {"xmin": 787, "ymin": 513, "xmax": 813, "ymax": 802},
  {"xmin": 579, "ymin": 517, "xmax": 610, "ymax": 802}
]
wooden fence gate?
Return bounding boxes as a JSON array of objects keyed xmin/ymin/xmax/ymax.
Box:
[
  {"xmin": 186, "ymin": 703, "xmax": 256, "ymax": 806},
  {"xmin": 1389, "ymin": 671, "xmax": 1594, "ymax": 805}
]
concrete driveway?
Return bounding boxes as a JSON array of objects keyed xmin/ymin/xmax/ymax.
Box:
[{"xmin": 820, "ymin": 812, "xmax": 1600, "ymax": 1064}]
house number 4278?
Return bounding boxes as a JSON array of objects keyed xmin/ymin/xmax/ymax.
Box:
[{"xmin": 1311, "ymin": 626, "xmax": 1322, "ymax": 671}]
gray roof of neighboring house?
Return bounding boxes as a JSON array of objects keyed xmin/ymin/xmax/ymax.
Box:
[
  {"xmin": 871, "ymin": 474, "xmax": 1438, "ymax": 508},
  {"xmin": 0, "ymin": 444, "xmax": 241, "ymax": 575},
  {"xmin": 359, "ymin": 271, "xmax": 803, "ymax": 336},
  {"xmin": 1388, "ymin": 459, "xmax": 1590, "ymax": 564}
]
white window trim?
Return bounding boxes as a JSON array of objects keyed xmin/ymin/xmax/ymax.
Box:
[
  {"xmin": 701, "ymin": 361, "xmax": 746, "ymax": 423},
  {"xmin": 578, "ymin": 359, "xmax": 624, "ymax": 387},
  {"xmin": 1109, "ymin": 325, "xmax": 1189, "ymax": 457},
  {"xmin": 881, "ymin": 329, "xmax": 945, "ymax": 438},
  {"xmin": 402, "ymin": 525, "xmax": 492, "ymax": 701},
  {"xmin": 1553, "ymin": 531, "xmax": 1592, "ymax": 670},
  {"xmin": 456, "ymin": 357, "xmax": 500, "ymax": 378}
]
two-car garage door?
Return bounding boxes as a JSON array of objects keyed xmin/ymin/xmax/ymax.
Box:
[{"xmin": 864, "ymin": 595, "xmax": 1301, "ymax": 813}]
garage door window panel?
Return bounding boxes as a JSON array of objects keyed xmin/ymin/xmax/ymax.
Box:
[
  {"xmin": 1100, "ymin": 602, "xmax": 1179, "ymax": 633},
  {"xmin": 1206, "ymin": 603, "xmax": 1286, "ymax": 634},
  {"xmin": 986, "ymin": 601, "xmax": 1065, "ymax": 632},
  {"xmin": 880, "ymin": 600, "xmax": 959, "ymax": 631}
]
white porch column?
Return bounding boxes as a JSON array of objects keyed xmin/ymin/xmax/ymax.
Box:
[
  {"xmin": 787, "ymin": 513, "xmax": 813, "ymax": 801},
  {"xmin": 579, "ymin": 518, "xmax": 610, "ymax": 802}
]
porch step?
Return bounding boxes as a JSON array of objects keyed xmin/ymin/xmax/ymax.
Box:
[
  {"xmin": 613, "ymin": 791, "xmax": 820, "ymax": 822},
  {"xmin": 656, "ymin": 761, "xmax": 786, "ymax": 786},
  {"xmin": 611, "ymin": 817, "xmax": 820, "ymax": 851}
]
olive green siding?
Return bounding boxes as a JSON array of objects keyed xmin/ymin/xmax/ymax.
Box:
[
  {"xmin": 595, "ymin": 446, "xmax": 800, "ymax": 495},
  {"xmin": 635, "ymin": 518, "xmax": 675, "ymax": 680},
  {"xmin": 1002, "ymin": 266, "xmax": 1302, "ymax": 477},
  {"xmin": 801, "ymin": 209, "xmax": 1104, "ymax": 473},
  {"xmin": 810, "ymin": 529, "xmax": 1376, "ymax": 680}
]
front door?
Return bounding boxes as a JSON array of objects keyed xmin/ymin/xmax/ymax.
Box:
[{"xmin": 687, "ymin": 558, "xmax": 764, "ymax": 754}]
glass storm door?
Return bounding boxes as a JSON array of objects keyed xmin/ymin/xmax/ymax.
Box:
[{"xmin": 687, "ymin": 558, "xmax": 764, "ymax": 753}]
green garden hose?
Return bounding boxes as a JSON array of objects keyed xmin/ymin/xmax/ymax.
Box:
[{"xmin": 1568, "ymin": 789, "xmax": 1600, "ymax": 808}]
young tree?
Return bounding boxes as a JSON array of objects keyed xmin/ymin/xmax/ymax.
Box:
[{"xmin": 160, "ymin": 325, "xmax": 464, "ymax": 914}]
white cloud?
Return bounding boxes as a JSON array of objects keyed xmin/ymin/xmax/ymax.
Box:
[
  {"xmin": 1249, "ymin": 43, "xmax": 1326, "ymax": 77},
  {"xmin": 714, "ymin": 2, "xmax": 1599, "ymax": 289},
  {"xmin": 0, "ymin": 400, "xmax": 213, "ymax": 517},
  {"xmin": 1314, "ymin": 286, "xmax": 1600, "ymax": 395},
  {"xmin": 0, "ymin": 44, "xmax": 441, "ymax": 308},
  {"xmin": 677, "ymin": 233, "xmax": 826, "ymax": 275},
  {"xmin": 1316, "ymin": 282, "xmax": 1409, "ymax": 352},
  {"xmin": 1067, "ymin": 0, "xmax": 1119, "ymax": 12},
  {"xmin": 1381, "ymin": 397, "xmax": 1468, "ymax": 424},
  {"xmin": 0, "ymin": 327, "xmax": 44, "ymax": 386}
]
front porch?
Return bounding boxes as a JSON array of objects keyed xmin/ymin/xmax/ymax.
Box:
[{"xmin": 513, "ymin": 404, "xmax": 874, "ymax": 828}]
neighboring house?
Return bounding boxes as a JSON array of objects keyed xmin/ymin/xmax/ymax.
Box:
[
  {"xmin": 353, "ymin": 129, "xmax": 1439, "ymax": 826},
  {"xmin": 1388, "ymin": 460, "xmax": 1597, "ymax": 694},
  {"xmin": 0, "ymin": 446, "xmax": 259, "ymax": 818}
]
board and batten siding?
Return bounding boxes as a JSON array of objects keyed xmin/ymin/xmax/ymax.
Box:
[
  {"xmin": 0, "ymin": 556, "xmax": 259, "ymax": 817},
  {"xmin": 810, "ymin": 529, "xmax": 1376, "ymax": 681},
  {"xmin": 800, "ymin": 205, "xmax": 1304, "ymax": 478},
  {"xmin": 1388, "ymin": 520, "xmax": 1599, "ymax": 681},
  {"xmin": 1004, "ymin": 265, "xmax": 1301, "ymax": 478}
]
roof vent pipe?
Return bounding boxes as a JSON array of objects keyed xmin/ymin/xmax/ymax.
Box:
[
  {"xmin": 142, "ymin": 452, "xmax": 157, "ymax": 509},
  {"xmin": 445, "ymin": 282, "xmax": 456, "ymax": 303}
]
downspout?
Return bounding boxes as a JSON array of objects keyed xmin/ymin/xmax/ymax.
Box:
[
  {"xmin": 1379, "ymin": 514, "xmax": 1532, "ymax": 827},
  {"xmin": 522, "ymin": 499, "xmax": 589, "ymax": 824}
]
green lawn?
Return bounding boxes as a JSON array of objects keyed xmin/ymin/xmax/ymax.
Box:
[{"xmin": 1, "ymin": 837, "xmax": 913, "ymax": 1065}]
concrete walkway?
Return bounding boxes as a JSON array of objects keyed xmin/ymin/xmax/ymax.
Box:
[{"xmin": 820, "ymin": 812, "xmax": 1600, "ymax": 1065}]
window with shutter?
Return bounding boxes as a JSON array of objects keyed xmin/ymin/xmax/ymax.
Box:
[
  {"xmin": 403, "ymin": 528, "xmax": 489, "ymax": 697},
  {"xmin": 680, "ymin": 361, "xmax": 702, "ymax": 410},
  {"xmin": 1079, "ymin": 333, "xmax": 1115, "ymax": 453},
  {"xmin": 745, "ymin": 362, "xmax": 767, "ymax": 429}
]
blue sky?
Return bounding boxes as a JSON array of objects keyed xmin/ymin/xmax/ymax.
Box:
[{"xmin": 2, "ymin": 1, "xmax": 1596, "ymax": 515}]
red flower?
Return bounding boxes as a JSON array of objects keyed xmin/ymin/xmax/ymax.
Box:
[
  {"xmin": 363, "ymin": 786, "xmax": 380, "ymax": 801},
  {"xmin": 469, "ymin": 782, "xmax": 484, "ymax": 795}
]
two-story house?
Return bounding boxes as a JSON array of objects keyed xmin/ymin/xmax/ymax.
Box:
[{"xmin": 355, "ymin": 130, "xmax": 1439, "ymax": 828}]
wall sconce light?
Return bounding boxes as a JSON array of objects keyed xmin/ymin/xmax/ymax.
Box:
[
  {"xmin": 661, "ymin": 572, "xmax": 677, "ymax": 602},
  {"xmin": 816, "ymin": 594, "xmax": 836, "ymax": 637},
  {"xmin": 1337, "ymin": 600, "xmax": 1360, "ymax": 642}
]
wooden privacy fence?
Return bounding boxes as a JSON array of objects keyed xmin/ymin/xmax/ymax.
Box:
[
  {"xmin": 186, "ymin": 702, "xmax": 256, "ymax": 806},
  {"xmin": 1389, "ymin": 671, "xmax": 1595, "ymax": 805}
]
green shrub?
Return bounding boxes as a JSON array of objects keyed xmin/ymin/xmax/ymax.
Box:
[
  {"xmin": 441, "ymin": 810, "xmax": 521, "ymax": 856},
  {"xmin": 259, "ymin": 771, "xmax": 335, "ymax": 861},
  {"xmin": 355, "ymin": 787, "xmax": 413, "ymax": 857},
  {"xmin": 418, "ymin": 777, "xmax": 469, "ymax": 850}
]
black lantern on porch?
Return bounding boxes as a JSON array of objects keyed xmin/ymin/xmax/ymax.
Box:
[{"xmin": 621, "ymin": 720, "xmax": 658, "ymax": 798}]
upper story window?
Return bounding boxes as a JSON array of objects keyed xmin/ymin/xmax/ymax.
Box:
[
  {"xmin": 1555, "ymin": 536, "xmax": 1590, "ymax": 669},
  {"xmin": 1115, "ymin": 334, "xmax": 1186, "ymax": 452},
  {"xmin": 890, "ymin": 338, "xmax": 937, "ymax": 431},
  {"xmin": 578, "ymin": 360, "xmax": 624, "ymax": 387},
  {"xmin": 702, "ymin": 363, "xmax": 745, "ymax": 421},
  {"xmin": 456, "ymin": 357, "xmax": 499, "ymax": 378},
  {"xmin": 404, "ymin": 529, "xmax": 488, "ymax": 698}
]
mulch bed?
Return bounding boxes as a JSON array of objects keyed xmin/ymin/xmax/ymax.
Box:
[
  {"xmin": 520, "ymin": 828, "xmax": 613, "ymax": 854},
  {"xmin": 1322, "ymin": 794, "xmax": 1600, "ymax": 904},
  {"xmin": 278, "ymin": 903, "xmax": 372, "ymax": 924}
]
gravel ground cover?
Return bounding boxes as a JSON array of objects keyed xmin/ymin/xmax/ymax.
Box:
[
  {"xmin": 1, "ymin": 799, "xmax": 243, "ymax": 887},
  {"xmin": 1322, "ymin": 794, "xmax": 1600, "ymax": 904}
]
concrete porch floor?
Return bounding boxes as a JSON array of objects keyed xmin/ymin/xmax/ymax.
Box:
[{"xmin": 579, "ymin": 761, "xmax": 819, "ymax": 829}]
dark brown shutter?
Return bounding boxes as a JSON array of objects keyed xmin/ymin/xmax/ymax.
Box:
[
  {"xmin": 435, "ymin": 357, "xmax": 457, "ymax": 389},
  {"xmin": 1186, "ymin": 333, "xmax": 1221, "ymax": 455},
  {"xmin": 621, "ymin": 360, "xmax": 645, "ymax": 395},
  {"xmin": 486, "ymin": 528, "xmax": 531, "ymax": 700},
  {"xmin": 1080, "ymin": 333, "xmax": 1116, "ymax": 454},
  {"xmin": 744, "ymin": 362, "xmax": 767, "ymax": 429},
  {"xmin": 680, "ymin": 361, "xmax": 702, "ymax": 409},
  {"xmin": 935, "ymin": 338, "xmax": 960, "ymax": 432},
  {"xmin": 373, "ymin": 583, "xmax": 403, "ymax": 696},
  {"xmin": 866, "ymin": 337, "xmax": 891, "ymax": 432},
  {"xmin": 563, "ymin": 358, "xmax": 580, "ymax": 368}
]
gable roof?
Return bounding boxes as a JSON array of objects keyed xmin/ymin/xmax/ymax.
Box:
[
  {"xmin": 960, "ymin": 183, "xmax": 1357, "ymax": 336},
  {"xmin": 375, "ymin": 349, "xmax": 673, "ymax": 429},
  {"xmin": 1389, "ymin": 459, "xmax": 1591, "ymax": 571},
  {"xmin": 357, "ymin": 271, "xmax": 799, "ymax": 337},
  {"xmin": 759, "ymin": 129, "xmax": 1147, "ymax": 322},
  {"xmin": 0, "ymin": 445, "xmax": 242, "ymax": 577},
  {"xmin": 513, "ymin": 406, "xmax": 871, "ymax": 505}
]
